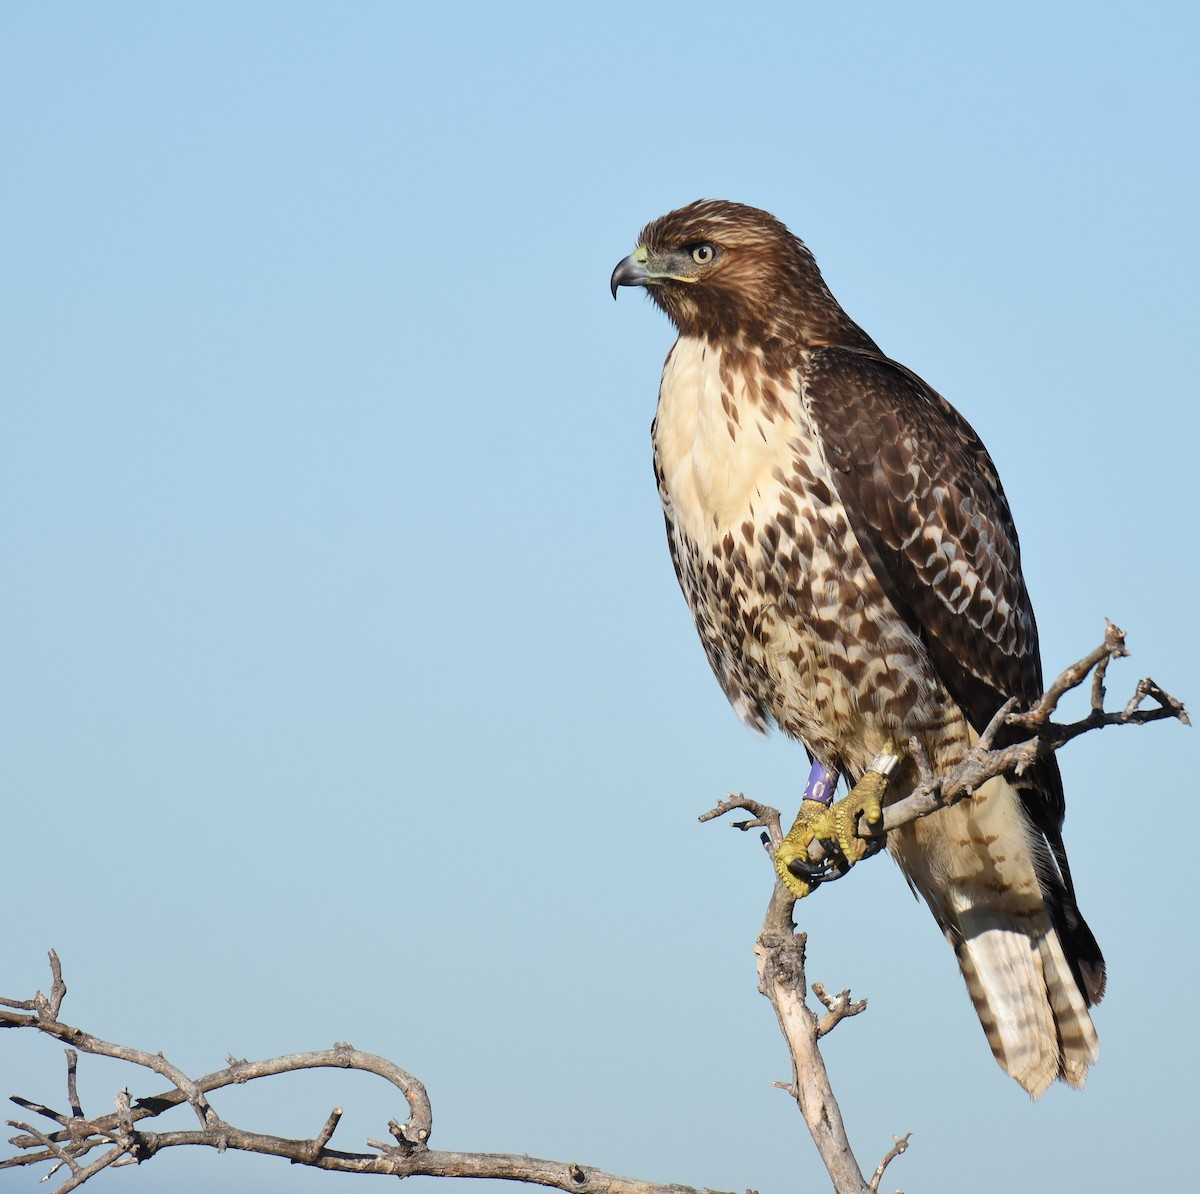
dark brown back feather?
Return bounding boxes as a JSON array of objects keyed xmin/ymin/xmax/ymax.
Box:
[{"xmin": 804, "ymin": 347, "xmax": 1105, "ymax": 1003}]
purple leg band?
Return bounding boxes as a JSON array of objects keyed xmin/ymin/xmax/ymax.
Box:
[{"xmin": 802, "ymin": 760, "xmax": 838, "ymax": 806}]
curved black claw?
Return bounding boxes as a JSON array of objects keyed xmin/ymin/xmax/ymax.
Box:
[
  {"xmin": 785, "ymin": 839, "xmax": 853, "ymax": 890},
  {"xmin": 859, "ymin": 832, "xmax": 886, "ymax": 862}
]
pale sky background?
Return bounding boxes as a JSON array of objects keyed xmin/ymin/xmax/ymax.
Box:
[{"xmin": 4, "ymin": 3, "xmax": 1198, "ymax": 1193}]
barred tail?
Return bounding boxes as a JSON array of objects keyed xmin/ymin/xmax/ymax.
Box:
[
  {"xmin": 891, "ymin": 762, "xmax": 1103, "ymax": 1098},
  {"xmin": 955, "ymin": 918, "xmax": 1099, "ymax": 1097}
]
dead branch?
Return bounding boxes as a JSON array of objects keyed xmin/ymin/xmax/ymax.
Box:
[
  {"xmin": 698, "ymin": 794, "xmax": 784, "ymax": 840},
  {"xmin": 811, "ymin": 983, "xmax": 867, "ymax": 1039},
  {"xmin": 869, "ymin": 1134, "xmax": 910, "ymax": 1193},
  {"xmin": 880, "ymin": 621, "xmax": 1187, "ymax": 837},
  {"xmin": 756, "ymin": 933, "xmax": 881, "ymax": 1194},
  {"xmin": 4, "ymin": 626, "xmax": 1185, "ymax": 1194},
  {"xmin": 696, "ymin": 623, "xmax": 1187, "ymax": 1194},
  {"xmin": 703, "ymin": 621, "xmax": 1187, "ymax": 876},
  {"xmin": 2, "ymin": 953, "xmax": 737, "ymax": 1194}
]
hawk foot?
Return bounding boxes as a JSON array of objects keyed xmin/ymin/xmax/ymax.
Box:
[
  {"xmin": 775, "ymin": 769, "xmax": 891, "ymax": 900},
  {"xmin": 775, "ymin": 801, "xmax": 843, "ymax": 899}
]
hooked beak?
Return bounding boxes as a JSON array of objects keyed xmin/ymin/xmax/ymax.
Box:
[{"xmin": 610, "ymin": 248, "xmax": 651, "ymax": 299}]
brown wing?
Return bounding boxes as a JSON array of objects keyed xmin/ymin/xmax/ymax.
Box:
[
  {"xmin": 803, "ymin": 346, "xmax": 1041, "ymax": 732},
  {"xmin": 804, "ymin": 346, "xmax": 1104, "ymax": 1002}
]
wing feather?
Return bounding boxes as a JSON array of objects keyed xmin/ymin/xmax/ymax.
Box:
[
  {"xmin": 803, "ymin": 346, "xmax": 1039, "ymax": 733},
  {"xmin": 804, "ymin": 347, "xmax": 1105, "ymax": 1003}
]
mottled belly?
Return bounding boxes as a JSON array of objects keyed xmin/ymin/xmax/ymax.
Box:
[
  {"xmin": 653, "ymin": 336, "xmax": 957, "ymax": 775},
  {"xmin": 669, "ymin": 481, "xmax": 954, "ymax": 772}
]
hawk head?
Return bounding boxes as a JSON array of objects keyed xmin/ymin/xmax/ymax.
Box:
[{"xmin": 611, "ymin": 199, "xmax": 875, "ymax": 350}]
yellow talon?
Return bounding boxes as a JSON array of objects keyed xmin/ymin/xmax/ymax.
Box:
[
  {"xmin": 830, "ymin": 770, "xmax": 887, "ymax": 863},
  {"xmin": 774, "ymin": 748, "xmax": 899, "ymax": 899},
  {"xmin": 775, "ymin": 800, "xmax": 840, "ymax": 899}
]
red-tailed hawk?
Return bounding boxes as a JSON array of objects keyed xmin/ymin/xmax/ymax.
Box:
[{"xmin": 611, "ymin": 200, "xmax": 1105, "ymax": 1097}]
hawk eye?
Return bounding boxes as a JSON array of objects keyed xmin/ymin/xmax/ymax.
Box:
[{"xmin": 690, "ymin": 243, "xmax": 717, "ymax": 265}]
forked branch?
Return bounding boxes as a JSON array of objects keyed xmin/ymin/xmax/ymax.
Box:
[
  {"xmin": 4, "ymin": 626, "xmax": 1187, "ymax": 1194},
  {"xmin": 884, "ymin": 620, "xmax": 1186, "ymax": 834},
  {"xmin": 701, "ymin": 623, "xmax": 1187, "ymax": 1193},
  {"xmin": 704, "ymin": 621, "xmax": 1187, "ymax": 864},
  {"xmin": 2, "ymin": 952, "xmax": 736, "ymax": 1194}
]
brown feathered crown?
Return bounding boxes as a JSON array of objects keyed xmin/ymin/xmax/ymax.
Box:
[{"xmin": 613, "ymin": 199, "xmax": 878, "ymax": 350}]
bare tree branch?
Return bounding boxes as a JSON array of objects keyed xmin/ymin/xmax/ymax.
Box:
[
  {"xmin": 878, "ymin": 621, "xmax": 1187, "ymax": 838},
  {"xmin": 756, "ymin": 932, "xmax": 876, "ymax": 1194},
  {"xmin": 869, "ymin": 1134, "xmax": 911, "ymax": 1193},
  {"xmin": 695, "ymin": 623, "xmax": 1187, "ymax": 1192},
  {"xmin": 698, "ymin": 794, "xmax": 784, "ymax": 843},
  {"xmin": 704, "ymin": 622, "xmax": 1188, "ymax": 870},
  {"xmin": 811, "ymin": 984, "xmax": 867, "ymax": 1039},
  {"xmin": 3, "ymin": 954, "xmax": 738, "ymax": 1194},
  {"xmin": 4, "ymin": 626, "xmax": 1187, "ymax": 1194}
]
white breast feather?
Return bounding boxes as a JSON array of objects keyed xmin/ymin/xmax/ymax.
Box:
[{"xmin": 656, "ymin": 336, "xmax": 798, "ymax": 545}]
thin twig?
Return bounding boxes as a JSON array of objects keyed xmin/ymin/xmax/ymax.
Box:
[
  {"xmin": 879, "ymin": 625, "xmax": 1186, "ymax": 835},
  {"xmin": 869, "ymin": 1133, "xmax": 911, "ymax": 1193},
  {"xmin": 66, "ymin": 1050, "xmax": 83, "ymax": 1120},
  {"xmin": 308, "ymin": 1107, "xmax": 342, "ymax": 1161},
  {"xmin": 811, "ymin": 984, "xmax": 868, "ymax": 1038},
  {"xmin": 3, "ymin": 956, "xmax": 739, "ymax": 1194},
  {"xmin": 699, "ymin": 794, "xmax": 784, "ymax": 846}
]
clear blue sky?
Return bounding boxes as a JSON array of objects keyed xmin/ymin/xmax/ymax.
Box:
[{"xmin": 4, "ymin": 3, "xmax": 1197, "ymax": 1192}]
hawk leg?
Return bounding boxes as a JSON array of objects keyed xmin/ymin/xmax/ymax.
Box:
[{"xmin": 775, "ymin": 750, "xmax": 899, "ymax": 899}]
